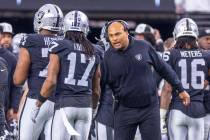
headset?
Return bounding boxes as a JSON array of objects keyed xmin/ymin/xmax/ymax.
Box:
[{"xmin": 105, "ymin": 20, "xmax": 129, "ymax": 41}]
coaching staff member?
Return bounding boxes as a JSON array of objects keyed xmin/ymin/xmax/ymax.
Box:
[{"xmin": 101, "ymin": 20, "xmax": 190, "ymax": 140}]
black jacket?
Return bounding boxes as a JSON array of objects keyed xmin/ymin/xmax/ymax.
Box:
[{"xmin": 102, "ymin": 36, "xmax": 184, "ymax": 108}]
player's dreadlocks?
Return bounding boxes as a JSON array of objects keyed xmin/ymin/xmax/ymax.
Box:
[
  {"xmin": 65, "ymin": 31, "xmax": 94, "ymax": 58},
  {"xmin": 175, "ymin": 36, "xmax": 198, "ymax": 49}
]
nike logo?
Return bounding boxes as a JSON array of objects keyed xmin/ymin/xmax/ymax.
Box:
[{"xmin": 0, "ymin": 69, "xmax": 6, "ymax": 72}]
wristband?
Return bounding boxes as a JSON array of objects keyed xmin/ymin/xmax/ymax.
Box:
[{"xmin": 38, "ymin": 94, "xmax": 47, "ymax": 103}]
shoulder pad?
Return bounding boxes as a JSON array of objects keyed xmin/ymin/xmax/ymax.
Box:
[
  {"xmin": 49, "ymin": 39, "xmax": 73, "ymax": 55},
  {"xmin": 19, "ymin": 34, "xmax": 42, "ymax": 48}
]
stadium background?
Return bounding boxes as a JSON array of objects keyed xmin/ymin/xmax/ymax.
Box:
[
  {"xmin": 0, "ymin": 0, "xmax": 177, "ymax": 43},
  {"xmin": 0, "ymin": 0, "xmax": 209, "ymax": 43}
]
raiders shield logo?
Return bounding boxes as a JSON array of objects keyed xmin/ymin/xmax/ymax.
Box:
[{"xmin": 135, "ymin": 54, "xmax": 142, "ymax": 61}]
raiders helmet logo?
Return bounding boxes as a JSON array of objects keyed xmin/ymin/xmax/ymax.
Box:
[{"xmin": 37, "ymin": 11, "xmax": 45, "ymax": 21}]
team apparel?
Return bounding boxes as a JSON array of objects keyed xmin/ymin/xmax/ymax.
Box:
[
  {"xmin": 49, "ymin": 39, "xmax": 100, "ymax": 140},
  {"xmin": 18, "ymin": 34, "xmax": 61, "ymax": 140}
]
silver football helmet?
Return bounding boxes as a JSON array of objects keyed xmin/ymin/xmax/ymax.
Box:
[
  {"xmin": 100, "ymin": 24, "xmax": 107, "ymax": 40},
  {"xmin": 173, "ymin": 18, "xmax": 199, "ymax": 40},
  {"xmin": 12, "ymin": 33, "xmax": 27, "ymax": 54},
  {"xmin": 63, "ymin": 10, "xmax": 89, "ymax": 34},
  {"xmin": 100, "ymin": 23, "xmax": 110, "ymax": 51},
  {"xmin": 34, "ymin": 4, "xmax": 63, "ymax": 33}
]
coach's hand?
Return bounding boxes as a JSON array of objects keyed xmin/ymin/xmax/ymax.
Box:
[
  {"xmin": 179, "ymin": 91, "xmax": 190, "ymax": 106},
  {"xmin": 31, "ymin": 104, "xmax": 40, "ymax": 123}
]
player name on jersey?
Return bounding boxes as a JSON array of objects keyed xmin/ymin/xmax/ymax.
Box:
[
  {"xmin": 44, "ymin": 37, "xmax": 60, "ymax": 46},
  {"xmin": 180, "ymin": 51, "xmax": 202, "ymax": 58}
]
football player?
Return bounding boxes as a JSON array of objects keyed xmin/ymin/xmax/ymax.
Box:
[
  {"xmin": 159, "ymin": 37, "xmax": 176, "ymax": 139},
  {"xmin": 33, "ymin": 10, "xmax": 101, "ymax": 140},
  {"xmin": 164, "ymin": 18, "xmax": 210, "ymax": 140},
  {"xmin": 13, "ymin": 4, "xmax": 63, "ymax": 140}
]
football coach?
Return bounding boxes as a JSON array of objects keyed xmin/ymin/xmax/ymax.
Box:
[{"xmin": 101, "ymin": 20, "xmax": 190, "ymax": 140}]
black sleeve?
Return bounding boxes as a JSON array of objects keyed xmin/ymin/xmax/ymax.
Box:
[
  {"xmin": 94, "ymin": 54, "xmax": 101, "ymax": 70},
  {"xmin": 94, "ymin": 43, "xmax": 104, "ymax": 54},
  {"xmin": 10, "ymin": 86, "xmax": 22, "ymax": 112},
  {"xmin": 100, "ymin": 58, "xmax": 107, "ymax": 89},
  {"xmin": 100, "ymin": 53, "xmax": 111, "ymax": 88},
  {"xmin": 9, "ymin": 56, "xmax": 22, "ymax": 112},
  {"xmin": 155, "ymin": 41, "xmax": 164, "ymax": 52},
  {"xmin": 149, "ymin": 46, "xmax": 184, "ymax": 94}
]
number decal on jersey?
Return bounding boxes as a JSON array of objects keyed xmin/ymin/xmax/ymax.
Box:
[
  {"xmin": 38, "ymin": 48, "xmax": 49, "ymax": 77},
  {"xmin": 178, "ymin": 59, "xmax": 205, "ymax": 89},
  {"xmin": 64, "ymin": 52, "xmax": 95, "ymax": 87},
  {"xmin": 78, "ymin": 54, "xmax": 95, "ymax": 86},
  {"xmin": 39, "ymin": 42, "xmax": 59, "ymax": 77},
  {"xmin": 20, "ymin": 35, "xmax": 28, "ymax": 46},
  {"xmin": 162, "ymin": 51, "xmax": 170, "ymax": 62},
  {"xmin": 49, "ymin": 41, "xmax": 59, "ymax": 52}
]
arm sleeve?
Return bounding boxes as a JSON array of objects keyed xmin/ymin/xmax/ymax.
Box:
[
  {"xmin": 149, "ymin": 46, "xmax": 184, "ymax": 94},
  {"xmin": 100, "ymin": 54, "xmax": 111, "ymax": 89},
  {"xmin": 100, "ymin": 59, "xmax": 107, "ymax": 89}
]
